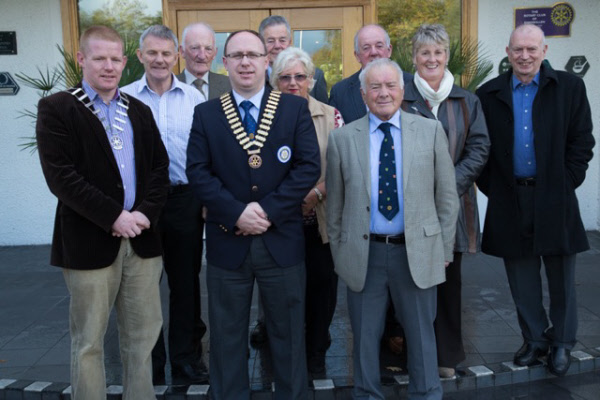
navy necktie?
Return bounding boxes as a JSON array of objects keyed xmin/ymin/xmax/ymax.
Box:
[
  {"xmin": 240, "ymin": 100, "xmax": 257, "ymax": 137},
  {"xmin": 378, "ymin": 122, "xmax": 399, "ymax": 220}
]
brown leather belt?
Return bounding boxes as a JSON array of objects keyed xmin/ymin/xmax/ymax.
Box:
[{"xmin": 370, "ymin": 233, "xmax": 405, "ymax": 245}]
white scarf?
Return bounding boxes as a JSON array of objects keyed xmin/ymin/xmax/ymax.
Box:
[{"xmin": 414, "ymin": 69, "xmax": 454, "ymax": 118}]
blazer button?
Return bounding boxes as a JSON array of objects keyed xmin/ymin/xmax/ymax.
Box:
[
  {"xmin": 251, "ymin": 185, "xmax": 259, "ymax": 192},
  {"xmin": 363, "ymin": 234, "xmax": 369, "ymax": 240},
  {"xmin": 366, "ymin": 206, "xmax": 370, "ymax": 212}
]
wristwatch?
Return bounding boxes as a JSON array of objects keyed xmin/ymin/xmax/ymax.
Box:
[{"xmin": 313, "ymin": 187, "xmax": 323, "ymax": 202}]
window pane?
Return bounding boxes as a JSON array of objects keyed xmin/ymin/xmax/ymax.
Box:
[
  {"xmin": 293, "ymin": 30, "xmax": 342, "ymax": 94},
  {"xmin": 211, "ymin": 32, "xmax": 230, "ymax": 75},
  {"xmin": 78, "ymin": 0, "xmax": 163, "ymax": 85}
]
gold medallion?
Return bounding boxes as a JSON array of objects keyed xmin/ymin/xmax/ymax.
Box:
[{"xmin": 249, "ymin": 154, "xmax": 262, "ymax": 169}]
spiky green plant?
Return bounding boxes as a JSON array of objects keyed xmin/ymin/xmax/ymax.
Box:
[
  {"xmin": 392, "ymin": 37, "xmax": 493, "ymax": 92},
  {"xmin": 16, "ymin": 42, "xmax": 143, "ymax": 152}
]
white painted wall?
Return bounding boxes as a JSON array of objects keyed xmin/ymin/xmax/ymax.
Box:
[
  {"xmin": 476, "ymin": 0, "xmax": 600, "ymax": 230},
  {"xmin": 0, "ymin": 0, "xmax": 598, "ymax": 245},
  {"xmin": 0, "ymin": 0, "xmax": 63, "ymax": 245}
]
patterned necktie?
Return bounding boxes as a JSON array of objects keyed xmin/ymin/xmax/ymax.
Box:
[
  {"xmin": 240, "ymin": 100, "xmax": 257, "ymax": 137},
  {"xmin": 378, "ymin": 122, "xmax": 399, "ymax": 220}
]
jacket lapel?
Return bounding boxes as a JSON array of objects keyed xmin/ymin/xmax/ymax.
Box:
[
  {"xmin": 352, "ymin": 116, "xmax": 371, "ymax": 197},
  {"xmin": 400, "ymin": 110, "xmax": 415, "ymax": 192}
]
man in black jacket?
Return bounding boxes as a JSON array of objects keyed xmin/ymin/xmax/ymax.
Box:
[{"xmin": 476, "ymin": 24, "xmax": 594, "ymax": 377}]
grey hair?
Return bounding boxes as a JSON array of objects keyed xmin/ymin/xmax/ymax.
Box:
[
  {"xmin": 509, "ymin": 24, "xmax": 547, "ymax": 48},
  {"xmin": 359, "ymin": 58, "xmax": 404, "ymax": 92},
  {"xmin": 411, "ymin": 24, "xmax": 450, "ymax": 59},
  {"xmin": 180, "ymin": 22, "xmax": 215, "ymax": 51},
  {"xmin": 259, "ymin": 15, "xmax": 291, "ymax": 38},
  {"xmin": 270, "ymin": 47, "xmax": 315, "ymax": 91},
  {"xmin": 354, "ymin": 24, "xmax": 391, "ymax": 54},
  {"xmin": 139, "ymin": 25, "xmax": 178, "ymax": 51}
]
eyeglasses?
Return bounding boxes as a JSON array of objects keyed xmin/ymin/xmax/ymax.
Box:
[
  {"xmin": 225, "ymin": 52, "xmax": 266, "ymax": 61},
  {"xmin": 278, "ymin": 74, "xmax": 308, "ymax": 83}
]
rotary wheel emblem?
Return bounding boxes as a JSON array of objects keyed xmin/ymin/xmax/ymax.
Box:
[{"xmin": 551, "ymin": 4, "xmax": 573, "ymax": 27}]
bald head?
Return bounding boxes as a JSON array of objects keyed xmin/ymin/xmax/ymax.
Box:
[
  {"xmin": 506, "ymin": 24, "xmax": 548, "ymax": 84},
  {"xmin": 181, "ymin": 23, "xmax": 217, "ymax": 78}
]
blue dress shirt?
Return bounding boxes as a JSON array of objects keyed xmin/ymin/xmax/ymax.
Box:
[
  {"xmin": 82, "ymin": 80, "xmax": 136, "ymax": 210},
  {"xmin": 369, "ymin": 111, "xmax": 405, "ymax": 235},
  {"xmin": 512, "ymin": 73, "xmax": 539, "ymax": 178}
]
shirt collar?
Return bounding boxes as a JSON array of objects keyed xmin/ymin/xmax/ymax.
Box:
[
  {"xmin": 184, "ymin": 69, "xmax": 210, "ymax": 85},
  {"xmin": 82, "ymin": 79, "xmax": 120, "ymax": 103},
  {"xmin": 232, "ymin": 87, "xmax": 265, "ymax": 111},
  {"xmin": 511, "ymin": 72, "xmax": 540, "ymax": 90},
  {"xmin": 139, "ymin": 73, "xmax": 183, "ymax": 94},
  {"xmin": 368, "ymin": 110, "xmax": 401, "ymax": 134}
]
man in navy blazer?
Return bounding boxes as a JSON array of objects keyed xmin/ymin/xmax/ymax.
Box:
[
  {"xmin": 186, "ymin": 30, "xmax": 320, "ymax": 399},
  {"xmin": 329, "ymin": 24, "xmax": 412, "ymax": 123}
]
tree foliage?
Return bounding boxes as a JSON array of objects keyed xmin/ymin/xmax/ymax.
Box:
[{"xmin": 378, "ymin": 0, "xmax": 492, "ymax": 91}]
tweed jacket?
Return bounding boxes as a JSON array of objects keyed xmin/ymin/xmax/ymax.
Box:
[{"xmin": 326, "ymin": 112, "xmax": 459, "ymax": 291}]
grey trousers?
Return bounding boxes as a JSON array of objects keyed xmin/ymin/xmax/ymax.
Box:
[
  {"xmin": 207, "ymin": 237, "xmax": 307, "ymax": 400},
  {"xmin": 347, "ymin": 241, "xmax": 442, "ymax": 400}
]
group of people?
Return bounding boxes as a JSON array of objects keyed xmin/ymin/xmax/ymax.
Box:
[{"xmin": 35, "ymin": 11, "xmax": 593, "ymax": 400}]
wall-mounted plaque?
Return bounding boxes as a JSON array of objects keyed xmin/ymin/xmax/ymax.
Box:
[
  {"xmin": 565, "ymin": 56, "xmax": 589, "ymax": 78},
  {"xmin": 514, "ymin": 2, "xmax": 574, "ymax": 38},
  {"xmin": 0, "ymin": 32, "xmax": 17, "ymax": 55},
  {"xmin": 0, "ymin": 72, "xmax": 20, "ymax": 95}
]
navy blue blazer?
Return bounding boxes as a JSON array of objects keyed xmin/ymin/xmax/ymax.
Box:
[
  {"xmin": 329, "ymin": 69, "xmax": 414, "ymax": 123},
  {"xmin": 186, "ymin": 88, "xmax": 321, "ymax": 269}
]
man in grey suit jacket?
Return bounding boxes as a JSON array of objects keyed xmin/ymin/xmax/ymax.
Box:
[
  {"xmin": 177, "ymin": 22, "xmax": 231, "ymax": 100},
  {"xmin": 326, "ymin": 58, "xmax": 459, "ymax": 400},
  {"xmin": 329, "ymin": 24, "xmax": 412, "ymax": 124}
]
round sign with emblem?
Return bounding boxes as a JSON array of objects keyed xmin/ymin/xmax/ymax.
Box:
[{"xmin": 277, "ymin": 146, "xmax": 291, "ymax": 163}]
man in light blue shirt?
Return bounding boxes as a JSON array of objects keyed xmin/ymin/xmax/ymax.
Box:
[{"xmin": 121, "ymin": 25, "xmax": 206, "ymax": 386}]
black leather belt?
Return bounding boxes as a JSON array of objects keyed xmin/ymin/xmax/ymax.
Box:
[
  {"xmin": 516, "ymin": 177, "xmax": 536, "ymax": 186},
  {"xmin": 169, "ymin": 184, "xmax": 189, "ymax": 194},
  {"xmin": 370, "ymin": 233, "xmax": 405, "ymax": 245}
]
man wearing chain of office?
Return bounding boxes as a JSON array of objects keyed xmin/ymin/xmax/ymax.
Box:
[{"xmin": 186, "ymin": 29, "xmax": 320, "ymax": 399}]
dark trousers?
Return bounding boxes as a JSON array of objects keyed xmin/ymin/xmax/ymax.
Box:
[
  {"xmin": 207, "ymin": 237, "xmax": 307, "ymax": 400},
  {"xmin": 153, "ymin": 187, "xmax": 206, "ymax": 370},
  {"xmin": 434, "ymin": 252, "xmax": 465, "ymax": 368},
  {"xmin": 304, "ymin": 224, "xmax": 337, "ymax": 358},
  {"xmin": 503, "ymin": 185, "xmax": 578, "ymax": 349}
]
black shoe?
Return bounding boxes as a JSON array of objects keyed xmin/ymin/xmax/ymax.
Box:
[
  {"xmin": 548, "ymin": 346, "xmax": 571, "ymax": 376},
  {"xmin": 514, "ymin": 342, "xmax": 547, "ymax": 366},
  {"xmin": 250, "ymin": 321, "xmax": 268, "ymax": 346},
  {"xmin": 172, "ymin": 361, "xmax": 209, "ymax": 385},
  {"xmin": 307, "ymin": 354, "xmax": 326, "ymax": 376}
]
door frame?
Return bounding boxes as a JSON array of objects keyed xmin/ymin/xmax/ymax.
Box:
[{"xmin": 60, "ymin": 0, "xmax": 479, "ymax": 67}]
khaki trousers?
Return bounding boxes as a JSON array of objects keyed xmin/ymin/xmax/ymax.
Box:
[{"xmin": 63, "ymin": 239, "xmax": 163, "ymax": 400}]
